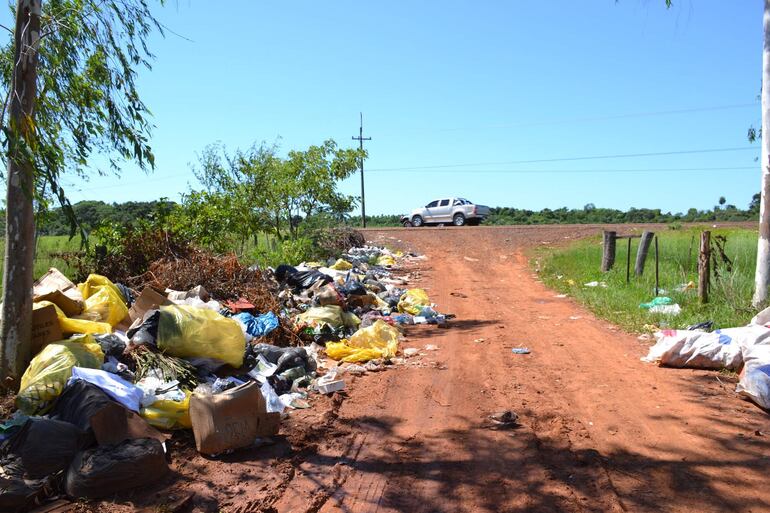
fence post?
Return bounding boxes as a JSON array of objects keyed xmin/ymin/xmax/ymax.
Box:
[
  {"xmin": 635, "ymin": 231, "xmax": 654, "ymax": 276},
  {"xmin": 698, "ymin": 231, "xmax": 711, "ymax": 304},
  {"xmin": 626, "ymin": 237, "xmax": 632, "ymax": 283},
  {"xmin": 601, "ymin": 230, "xmax": 617, "ymax": 272}
]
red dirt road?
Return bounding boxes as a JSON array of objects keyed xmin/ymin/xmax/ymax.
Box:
[{"xmin": 95, "ymin": 225, "xmax": 770, "ymax": 513}]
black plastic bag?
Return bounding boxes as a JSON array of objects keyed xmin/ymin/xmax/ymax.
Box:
[
  {"xmin": 92, "ymin": 333, "xmax": 127, "ymax": 358},
  {"xmin": 126, "ymin": 309, "xmax": 160, "ymax": 347},
  {"xmin": 5, "ymin": 418, "xmax": 85, "ymax": 479},
  {"xmin": 65, "ymin": 438, "xmax": 169, "ymax": 499},
  {"xmin": 276, "ymin": 264, "xmax": 332, "ymax": 291}
]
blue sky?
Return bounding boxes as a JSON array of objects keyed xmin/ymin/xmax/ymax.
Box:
[{"xmin": 59, "ymin": 1, "xmax": 763, "ymax": 216}]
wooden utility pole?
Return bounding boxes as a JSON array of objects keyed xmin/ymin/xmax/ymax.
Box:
[
  {"xmin": 699, "ymin": 231, "xmax": 711, "ymax": 304},
  {"xmin": 635, "ymin": 231, "xmax": 655, "ymax": 276},
  {"xmin": 351, "ymin": 113, "xmax": 371, "ymax": 228},
  {"xmin": 0, "ymin": 0, "xmax": 41, "ymax": 386},
  {"xmin": 601, "ymin": 230, "xmax": 617, "ymax": 272},
  {"xmin": 755, "ymin": 0, "xmax": 770, "ymax": 307}
]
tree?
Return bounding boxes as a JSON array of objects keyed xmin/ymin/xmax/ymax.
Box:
[
  {"xmin": 192, "ymin": 140, "xmax": 363, "ymax": 241},
  {"xmin": 719, "ymin": 196, "xmax": 727, "ymax": 207},
  {"xmin": 0, "ymin": 0, "xmax": 164, "ymax": 385}
]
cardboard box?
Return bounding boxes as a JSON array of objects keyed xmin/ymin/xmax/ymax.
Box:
[
  {"xmin": 115, "ymin": 287, "xmax": 171, "ymax": 332},
  {"xmin": 31, "ymin": 304, "xmax": 63, "ymax": 355},
  {"xmin": 33, "ymin": 268, "xmax": 83, "ymax": 317},
  {"xmin": 190, "ymin": 381, "xmax": 280, "ymax": 455}
]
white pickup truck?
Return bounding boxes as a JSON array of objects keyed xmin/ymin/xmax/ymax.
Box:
[{"xmin": 400, "ymin": 198, "xmax": 490, "ymax": 227}]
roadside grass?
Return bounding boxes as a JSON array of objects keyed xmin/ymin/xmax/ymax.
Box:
[
  {"xmin": 533, "ymin": 227, "xmax": 759, "ymax": 333},
  {"xmin": 0, "ymin": 235, "xmax": 81, "ymax": 282}
]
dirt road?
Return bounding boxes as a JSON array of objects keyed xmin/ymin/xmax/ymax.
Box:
[{"xmin": 103, "ymin": 225, "xmax": 770, "ymax": 513}]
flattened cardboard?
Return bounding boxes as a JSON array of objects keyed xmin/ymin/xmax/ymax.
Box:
[
  {"xmin": 33, "ymin": 268, "xmax": 83, "ymax": 317},
  {"xmin": 31, "ymin": 304, "xmax": 63, "ymax": 356},
  {"xmin": 115, "ymin": 287, "xmax": 171, "ymax": 331}
]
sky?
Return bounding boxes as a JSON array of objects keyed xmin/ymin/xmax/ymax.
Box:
[{"xmin": 52, "ymin": 1, "xmax": 765, "ymax": 216}]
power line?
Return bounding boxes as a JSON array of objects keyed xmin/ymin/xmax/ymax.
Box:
[
  {"xmin": 368, "ymin": 166, "xmax": 755, "ymax": 174},
  {"xmin": 434, "ymin": 102, "xmax": 758, "ymax": 132},
  {"xmin": 367, "ymin": 146, "xmax": 758, "ymax": 172}
]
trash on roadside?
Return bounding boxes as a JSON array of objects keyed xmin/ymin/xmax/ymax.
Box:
[
  {"xmin": 17, "ymin": 335, "xmax": 105, "ymax": 415},
  {"xmin": 675, "ymin": 281, "xmax": 696, "ymax": 292},
  {"xmin": 316, "ymin": 372, "xmax": 346, "ymax": 394},
  {"xmin": 233, "ymin": 311, "xmax": 280, "ymax": 339},
  {"xmin": 190, "ymin": 381, "xmax": 279, "ymax": 455},
  {"xmin": 326, "ymin": 320, "xmax": 401, "ymax": 362},
  {"xmin": 639, "ymin": 297, "xmax": 673, "ymax": 309},
  {"xmin": 648, "ymin": 304, "xmax": 682, "ymax": 316},
  {"xmin": 584, "ymin": 281, "xmax": 607, "ymax": 288},
  {"xmin": 64, "ymin": 438, "xmax": 169, "ymax": 499},
  {"xmin": 687, "ymin": 320, "xmax": 714, "ymax": 331},
  {"xmin": 641, "ymin": 326, "xmax": 770, "ymax": 370},
  {"xmin": 157, "ymin": 305, "xmax": 246, "ymax": 368},
  {"xmin": 398, "ymin": 289, "xmax": 431, "ymax": 315},
  {"xmin": 511, "ymin": 347, "xmax": 531, "ymax": 354}
]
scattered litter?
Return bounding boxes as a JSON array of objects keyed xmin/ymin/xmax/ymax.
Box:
[
  {"xmin": 554, "ymin": 294, "xmax": 568, "ymax": 298},
  {"xmin": 424, "ymin": 344, "xmax": 439, "ymax": 351},
  {"xmin": 648, "ymin": 304, "xmax": 682, "ymax": 316},
  {"xmin": 511, "ymin": 347, "xmax": 531, "ymax": 355},
  {"xmin": 584, "ymin": 281, "xmax": 607, "ymax": 288},
  {"xmin": 463, "ymin": 256, "xmax": 480, "ymax": 262},
  {"xmin": 569, "ymin": 316, "xmax": 582, "ymax": 321},
  {"xmin": 403, "ymin": 348, "xmax": 420, "ymax": 357},
  {"xmin": 473, "ymin": 338, "xmax": 486, "ymax": 343},
  {"xmin": 489, "ymin": 410, "xmax": 519, "ymax": 427}
]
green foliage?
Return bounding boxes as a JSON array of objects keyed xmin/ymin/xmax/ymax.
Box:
[
  {"xmin": 191, "ymin": 139, "xmax": 363, "ymax": 240},
  {"xmin": 0, "ymin": 0, "xmax": 164, "ymax": 238},
  {"xmin": 535, "ymin": 228, "xmax": 759, "ymax": 333}
]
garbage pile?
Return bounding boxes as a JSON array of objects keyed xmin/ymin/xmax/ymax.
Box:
[
  {"xmin": 0, "ymin": 244, "xmax": 445, "ymax": 511},
  {"xmin": 642, "ymin": 306, "xmax": 770, "ymax": 412}
]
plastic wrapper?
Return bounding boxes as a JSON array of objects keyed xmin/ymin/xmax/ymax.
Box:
[
  {"xmin": 329, "ymin": 259, "xmax": 353, "ymax": 271},
  {"xmin": 157, "ymin": 305, "xmax": 245, "ymax": 368},
  {"xmin": 17, "ymin": 334, "xmax": 105, "ymax": 414},
  {"xmin": 296, "ymin": 305, "xmax": 360, "ymax": 330},
  {"xmin": 76, "ymin": 274, "xmax": 129, "ymax": 327},
  {"xmin": 139, "ymin": 391, "xmax": 192, "ymax": 430},
  {"xmin": 326, "ymin": 320, "xmax": 400, "ymax": 363},
  {"xmin": 397, "ymin": 289, "xmax": 431, "ymax": 315},
  {"xmin": 376, "ymin": 255, "xmax": 396, "ymax": 266}
]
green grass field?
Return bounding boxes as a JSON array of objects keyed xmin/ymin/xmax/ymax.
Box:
[
  {"xmin": 0, "ymin": 235, "xmax": 81, "ymax": 285},
  {"xmin": 533, "ymin": 227, "xmax": 760, "ymax": 333}
]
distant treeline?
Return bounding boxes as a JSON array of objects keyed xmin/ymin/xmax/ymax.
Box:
[
  {"xmin": 35, "ymin": 200, "xmax": 177, "ymax": 235},
  {"xmin": 366, "ymin": 194, "xmax": 761, "ymax": 227},
  {"xmin": 11, "ymin": 195, "xmax": 760, "ymax": 236}
]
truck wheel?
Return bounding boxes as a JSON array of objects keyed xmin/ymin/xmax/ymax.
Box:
[
  {"xmin": 411, "ymin": 215, "xmax": 424, "ymax": 227},
  {"xmin": 453, "ymin": 214, "xmax": 466, "ymax": 226}
]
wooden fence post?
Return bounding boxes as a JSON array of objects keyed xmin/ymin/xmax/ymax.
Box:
[
  {"xmin": 698, "ymin": 231, "xmax": 711, "ymax": 304},
  {"xmin": 635, "ymin": 231, "xmax": 654, "ymax": 276},
  {"xmin": 626, "ymin": 237, "xmax": 632, "ymax": 283},
  {"xmin": 601, "ymin": 230, "xmax": 617, "ymax": 272}
]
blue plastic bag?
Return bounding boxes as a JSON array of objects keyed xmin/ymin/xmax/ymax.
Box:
[{"xmin": 234, "ymin": 311, "xmax": 279, "ymax": 338}]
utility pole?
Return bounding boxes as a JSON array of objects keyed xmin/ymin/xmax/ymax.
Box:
[{"xmin": 352, "ymin": 112, "xmax": 371, "ymax": 228}]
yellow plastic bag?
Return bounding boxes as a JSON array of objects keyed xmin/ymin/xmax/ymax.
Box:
[
  {"xmin": 398, "ymin": 289, "xmax": 431, "ymax": 315},
  {"xmin": 326, "ymin": 320, "xmax": 400, "ymax": 363},
  {"xmin": 297, "ymin": 305, "xmax": 360, "ymax": 330},
  {"xmin": 329, "ymin": 259, "xmax": 353, "ymax": 271},
  {"xmin": 157, "ymin": 305, "xmax": 245, "ymax": 368},
  {"xmin": 140, "ymin": 391, "xmax": 192, "ymax": 430},
  {"xmin": 16, "ymin": 334, "xmax": 104, "ymax": 414},
  {"xmin": 35, "ymin": 300, "xmax": 112, "ymax": 335},
  {"xmin": 376, "ymin": 255, "xmax": 396, "ymax": 267},
  {"xmin": 77, "ymin": 274, "xmax": 128, "ymax": 327}
]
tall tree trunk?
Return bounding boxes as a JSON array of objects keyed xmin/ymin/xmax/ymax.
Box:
[
  {"xmin": 0, "ymin": 0, "xmax": 41, "ymax": 387},
  {"xmin": 756, "ymin": 1, "xmax": 770, "ymax": 308}
]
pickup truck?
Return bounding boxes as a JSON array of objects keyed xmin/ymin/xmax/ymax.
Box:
[{"xmin": 400, "ymin": 198, "xmax": 490, "ymax": 227}]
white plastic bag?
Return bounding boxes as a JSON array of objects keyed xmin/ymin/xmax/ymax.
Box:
[
  {"xmin": 640, "ymin": 328, "xmax": 757, "ymax": 370},
  {"xmin": 736, "ymin": 344, "xmax": 770, "ymax": 409}
]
